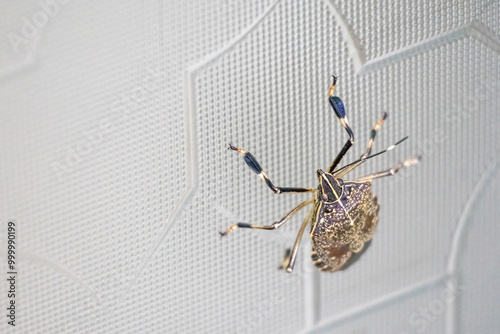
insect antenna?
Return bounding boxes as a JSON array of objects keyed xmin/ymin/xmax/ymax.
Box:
[{"xmin": 333, "ymin": 136, "xmax": 409, "ymax": 177}]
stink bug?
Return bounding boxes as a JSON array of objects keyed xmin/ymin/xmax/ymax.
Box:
[{"xmin": 220, "ymin": 76, "xmax": 419, "ymax": 273}]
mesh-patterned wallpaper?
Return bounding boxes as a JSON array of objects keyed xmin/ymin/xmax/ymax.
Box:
[{"xmin": 0, "ymin": 1, "xmax": 499, "ymax": 333}]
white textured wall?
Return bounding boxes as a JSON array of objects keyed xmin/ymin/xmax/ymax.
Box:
[{"xmin": 0, "ymin": 1, "xmax": 499, "ymax": 333}]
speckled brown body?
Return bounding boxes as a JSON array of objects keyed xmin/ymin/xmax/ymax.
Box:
[{"xmin": 310, "ymin": 180, "xmax": 380, "ymax": 272}]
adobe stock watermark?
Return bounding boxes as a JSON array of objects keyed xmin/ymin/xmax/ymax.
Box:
[
  {"xmin": 399, "ymin": 280, "xmax": 463, "ymax": 334},
  {"xmin": 51, "ymin": 67, "xmax": 166, "ymax": 182},
  {"xmin": 392, "ymin": 76, "xmax": 498, "ymax": 183},
  {"xmin": 7, "ymin": 0, "xmax": 73, "ymax": 54}
]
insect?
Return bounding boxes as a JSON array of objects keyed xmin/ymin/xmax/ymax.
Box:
[{"xmin": 220, "ymin": 76, "xmax": 419, "ymax": 273}]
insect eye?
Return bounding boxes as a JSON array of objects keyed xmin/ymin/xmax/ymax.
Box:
[{"xmin": 321, "ymin": 194, "xmax": 328, "ymax": 201}]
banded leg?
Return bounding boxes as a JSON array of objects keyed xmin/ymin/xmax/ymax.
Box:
[
  {"xmin": 354, "ymin": 157, "xmax": 420, "ymax": 182},
  {"xmin": 228, "ymin": 144, "xmax": 314, "ymax": 194},
  {"xmin": 333, "ymin": 112, "xmax": 388, "ymax": 178},
  {"xmin": 362, "ymin": 112, "xmax": 388, "ymax": 158},
  {"xmin": 285, "ymin": 210, "xmax": 313, "ymax": 273},
  {"xmin": 327, "ymin": 76, "xmax": 355, "ymax": 173},
  {"xmin": 219, "ymin": 200, "xmax": 313, "ymax": 237}
]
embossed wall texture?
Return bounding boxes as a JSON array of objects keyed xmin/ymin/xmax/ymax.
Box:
[{"xmin": 0, "ymin": 1, "xmax": 499, "ymax": 333}]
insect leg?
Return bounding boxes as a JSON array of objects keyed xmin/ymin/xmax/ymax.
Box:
[
  {"xmin": 353, "ymin": 157, "xmax": 420, "ymax": 182},
  {"xmin": 285, "ymin": 210, "xmax": 313, "ymax": 273},
  {"xmin": 327, "ymin": 77, "xmax": 355, "ymax": 173},
  {"xmin": 277, "ymin": 248, "xmax": 291, "ymax": 270},
  {"xmin": 333, "ymin": 136, "xmax": 408, "ymax": 179},
  {"xmin": 362, "ymin": 112, "xmax": 388, "ymax": 158},
  {"xmin": 228, "ymin": 144, "xmax": 314, "ymax": 194},
  {"xmin": 219, "ymin": 200, "xmax": 313, "ymax": 237},
  {"xmin": 332, "ymin": 113, "xmax": 388, "ymax": 178}
]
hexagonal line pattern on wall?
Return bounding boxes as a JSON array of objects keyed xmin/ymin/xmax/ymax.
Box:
[
  {"xmin": 123, "ymin": 0, "xmax": 283, "ymax": 298},
  {"xmin": 307, "ymin": 273, "xmax": 447, "ymax": 334},
  {"xmin": 196, "ymin": 3, "xmax": 500, "ymax": 333},
  {"xmin": 444, "ymin": 151, "xmax": 500, "ymax": 334},
  {"xmin": 361, "ymin": 20, "xmax": 500, "ymax": 74},
  {"xmin": 113, "ymin": 0, "xmax": 500, "ymax": 332}
]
